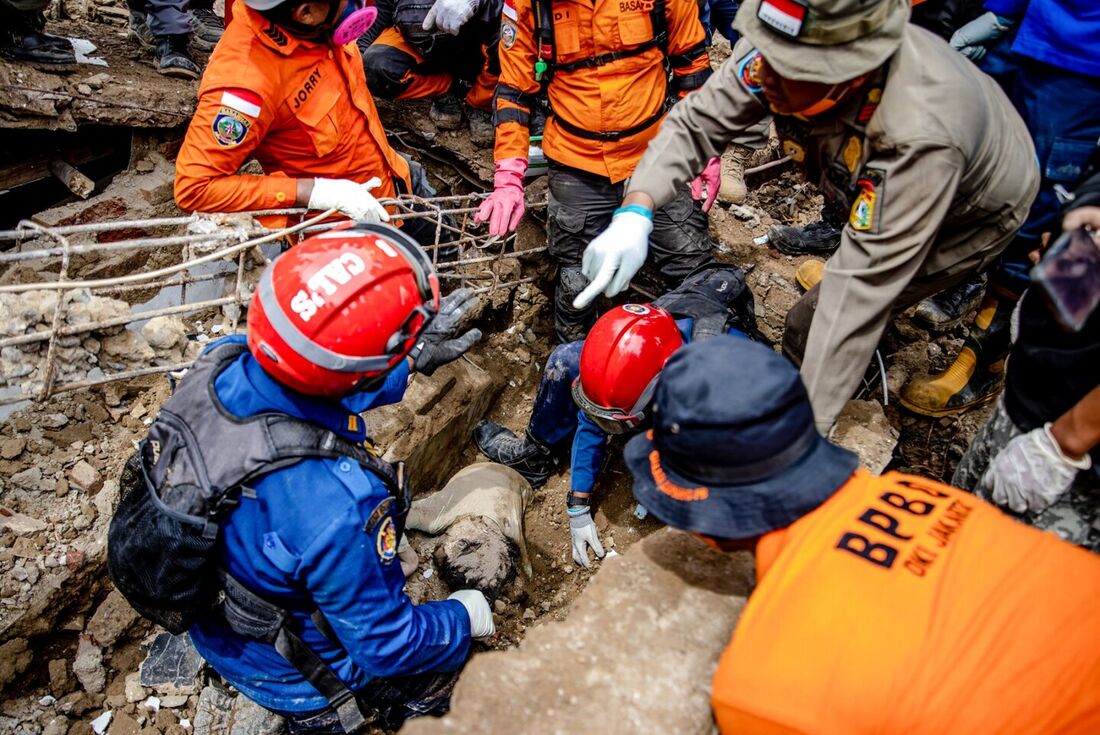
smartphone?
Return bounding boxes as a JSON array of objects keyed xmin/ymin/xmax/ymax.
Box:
[{"xmin": 1031, "ymin": 227, "xmax": 1100, "ymax": 332}]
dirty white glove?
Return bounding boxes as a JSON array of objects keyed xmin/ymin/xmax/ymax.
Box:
[
  {"xmin": 950, "ymin": 12, "xmax": 1014, "ymax": 61},
  {"xmin": 568, "ymin": 507, "xmax": 605, "ymax": 568},
  {"xmin": 308, "ymin": 177, "xmax": 389, "ymax": 223},
  {"xmin": 397, "ymin": 534, "xmax": 419, "ymax": 578},
  {"xmin": 981, "ymin": 423, "xmax": 1092, "ymax": 514},
  {"xmin": 422, "ymin": 0, "xmax": 479, "ymax": 35},
  {"xmin": 448, "ymin": 589, "xmax": 495, "ymax": 637},
  {"xmin": 573, "ymin": 208, "xmax": 652, "ymax": 309}
]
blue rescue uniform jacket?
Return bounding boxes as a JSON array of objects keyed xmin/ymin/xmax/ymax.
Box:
[
  {"xmin": 985, "ymin": 0, "xmax": 1100, "ymax": 77},
  {"xmin": 188, "ymin": 337, "xmax": 470, "ymax": 714}
]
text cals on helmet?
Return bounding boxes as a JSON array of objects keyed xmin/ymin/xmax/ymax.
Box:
[{"xmin": 290, "ymin": 253, "xmax": 366, "ymax": 322}]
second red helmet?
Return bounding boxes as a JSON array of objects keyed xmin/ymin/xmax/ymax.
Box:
[
  {"xmin": 247, "ymin": 224, "xmax": 440, "ymax": 397},
  {"xmin": 572, "ymin": 304, "xmax": 684, "ymax": 434}
]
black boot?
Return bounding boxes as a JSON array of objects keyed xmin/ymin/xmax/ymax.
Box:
[
  {"xmin": 429, "ymin": 92, "xmax": 465, "ymax": 130},
  {"xmin": 473, "ymin": 422, "xmax": 557, "ymax": 488},
  {"xmin": 912, "ymin": 273, "xmax": 988, "ymax": 330},
  {"xmin": 189, "ymin": 7, "xmax": 223, "ymax": 52},
  {"xmin": 0, "ymin": 12, "xmax": 75, "ymax": 64},
  {"xmin": 767, "ymin": 220, "xmax": 842, "ymax": 256},
  {"xmin": 154, "ymin": 34, "xmax": 200, "ymax": 80}
]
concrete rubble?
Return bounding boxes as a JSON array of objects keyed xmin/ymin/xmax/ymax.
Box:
[
  {"xmin": 831, "ymin": 399, "xmax": 901, "ymax": 475},
  {"xmin": 404, "ymin": 529, "xmax": 752, "ymax": 735}
]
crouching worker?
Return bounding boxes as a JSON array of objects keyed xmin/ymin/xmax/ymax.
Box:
[
  {"xmin": 108, "ymin": 226, "xmax": 494, "ymax": 734},
  {"xmin": 624, "ymin": 335, "xmax": 1100, "ymax": 734},
  {"xmin": 474, "ymin": 264, "xmax": 767, "ymax": 567}
]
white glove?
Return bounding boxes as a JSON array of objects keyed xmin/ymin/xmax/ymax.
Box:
[
  {"xmin": 573, "ymin": 210, "xmax": 653, "ymax": 309},
  {"xmin": 568, "ymin": 507, "xmax": 605, "ymax": 568},
  {"xmin": 448, "ymin": 589, "xmax": 495, "ymax": 638},
  {"xmin": 397, "ymin": 534, "xmax": 419, "ymax": 578},
  {"xmin": 950, "ymin": 11, "xmax": 1013, "ymax": 61},
  {"xmin": 980, "ymin": 423, "xmax": 1092, "ymax": 514},
  {"xmin": 422, "ymin": 0, "xmax": 479, "ymax": 35},
  {"xmin": 307, "ymin": 177, "xmax": 389, "ymax": 223}
]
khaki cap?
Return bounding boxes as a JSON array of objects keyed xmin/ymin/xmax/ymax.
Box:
[{"xmin": 734, "ymin": 0, "xmax": 911, "ymax": 84}]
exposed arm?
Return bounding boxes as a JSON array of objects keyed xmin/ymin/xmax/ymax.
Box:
[
  {"xmin": 626, "ymin": 41, "xmax": 768, "ymax": 209},
  {"xmin": 802, "ymin": 144, "xmax": 966, "ymax": 431},
  {"xmin": 1051, "ymin": 385, "xmax": 1100, "ymax": 460}
]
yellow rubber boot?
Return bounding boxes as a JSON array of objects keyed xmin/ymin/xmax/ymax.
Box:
[
  {"xmin": 900, "ymin": 291, "xmax": 1013, "ymax": 417},
  {"xmin": 795, "ymin": 259, "xmax": 824, "ymax": 291}
]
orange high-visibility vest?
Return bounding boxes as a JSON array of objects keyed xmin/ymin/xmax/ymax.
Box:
[{"xmin": 713, "ymin": 469, "xmax": 1100, "ymax": 735}]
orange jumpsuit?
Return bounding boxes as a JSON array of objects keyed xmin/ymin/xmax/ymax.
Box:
[
  {"xmin": 493, "ymin": 0, "xmax": 711, "ymax": 182},
  {"xmin": 713, "ymin": 470, "xmax": 1100, "ymax": 734},
  {"xmin": 174, "ymin": 1, "xmax": 411, "ymax": 216}
]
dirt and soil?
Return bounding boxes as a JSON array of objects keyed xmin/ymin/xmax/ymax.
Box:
[{"xmin": 0, "ymin": 25, "xmax": 998, "ymax": 735}]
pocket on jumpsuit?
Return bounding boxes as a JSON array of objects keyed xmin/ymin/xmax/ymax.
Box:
[
  {"xmin": 548, "ymin": 200, "xmax": 589, "ymax": 262},
  {"xmin": 291, "ymin": 86, "xmax": 342, "ymax": 157},
  {"xmin": 617, "ymin": 12, "xmax": 653, "ymax": 46}
]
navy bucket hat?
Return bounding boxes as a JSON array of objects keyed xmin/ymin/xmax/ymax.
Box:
[{"xmin": 624, "ymin": 336, "xmax": 858, "ymax": 539}]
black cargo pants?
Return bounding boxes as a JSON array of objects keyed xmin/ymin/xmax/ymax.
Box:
[{"xmin": 547, "ymin": 162, "xmax": 715, "ymax": 342}]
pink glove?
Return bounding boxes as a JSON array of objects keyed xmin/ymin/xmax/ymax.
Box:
[
  {"xmin": 690, "ymin": 156, "xmax": 721, "ymax": 213},
  {"xmin": 475, "ymin": 157, "xmax": 527, "ymax": 236}
]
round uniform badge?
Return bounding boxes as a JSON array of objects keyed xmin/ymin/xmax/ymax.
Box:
[
  {"xmin": 212, "ymin": 107, "xmax": 251, "ymax": 148},
  {"xmin": 376, "ymin": 516, "xmax": 398, "ymax": 563},
  {"xmin": 501, "ymin": 20, "xmax": 517, "ymax": 50},
  {"xmin": 622, "ymin": 304, "xmax": 651, "ymax": 315},
  {"xmin": 736, "ymin": 50, "xmax": 764, "ymax": 94}
]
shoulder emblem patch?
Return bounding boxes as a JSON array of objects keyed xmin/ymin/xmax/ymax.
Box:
[
  {"xmin": 501, "ymin": 20, "xmax": 517, "ymax": 50},
  {"xmin": 736, "ymin": 49, "xmax": 764, "ymax": 94},
  {"xmin": 842, "ymin": 135, "xmax": 862, "ymax": 173},
  {"xmin": 850, "ymin": 167, "xmax": 885, "ymax": 233},
  {"xmin": 212, "ymin": 107, "xmax": 251, "ymax": 148},
  {"xmin": 375, "ymin": 516, "xmax": 398, "ymax": 564}
]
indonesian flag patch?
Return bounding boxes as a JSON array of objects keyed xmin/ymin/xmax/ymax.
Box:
[
  {"xmin": 220, "ymin": 89, "xmax": 262, "ymax": 118},
  {"xmin": 503, "ymin": 0, "xmax": 517, "ymax": 21},
  {"xmin": 757, "ymin": 0, "xmax": 806, "ymax": 38}
]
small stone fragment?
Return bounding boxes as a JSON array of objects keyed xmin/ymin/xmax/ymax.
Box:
[
  {"xmin": 124, "ymin": 673, "xmax": 145, "ymax": 704},
  {"xmin": 88, "ymin": 590, "xmax": 141, "ymax": 647},
  {"xmin": 90, "ymin": 711, "xmax": 112, "ymax": 735},
  {"xmin": 73, "ymin": 636, "xmax": 106, "ymax": 694},
  {"xmin": 50, "ymin": 658, "xmax": 76, "ymax": 696},
  {"xmin": 69, "ymin": 461, "xmax": 104, "ymax": 494},
  {"xmin": 0, "ymin": 438, "xmax": 25, "ymax": 459}
]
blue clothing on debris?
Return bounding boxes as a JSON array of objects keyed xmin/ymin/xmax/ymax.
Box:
[
  {"xmin": 188, "ymin": 336, "xmax": 470, "ymax": 714},
  {"xmin": 527, "ymin": 320, "xmax": 745, "ymax": 496},
  {"xmin": 984, "ymin": 0, "xmax": 1100, "ymax": 78},
  {"xmin": 701, "ymin": 0, "xmax": 739, "ymax": 45}
]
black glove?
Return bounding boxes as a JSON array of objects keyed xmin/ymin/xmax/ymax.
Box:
[{"xmin": 413, "ymin": 287, "xmax": 483, "ymax": 376}]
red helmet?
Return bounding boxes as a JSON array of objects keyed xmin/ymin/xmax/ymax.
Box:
[
  {"xmin": 247, "ymin": 224, "xmax": 440, "ymax": 397},
  {"xmin": 572, "ymin": 304, "xmax": 683, "ymax": 434}
]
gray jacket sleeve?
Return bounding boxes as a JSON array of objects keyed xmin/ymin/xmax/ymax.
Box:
[
  {"xmin": 802, "ymin": 142, "xmax": 967, "ymax": 431},
  {"xmin": 627, "ymin": 41, "xmax": 770, "ymax": 209}
]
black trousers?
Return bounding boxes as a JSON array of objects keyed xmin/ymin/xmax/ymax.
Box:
[{"xmin": 547, "ymin": 162, "xmax": 715, "ymax": 342}]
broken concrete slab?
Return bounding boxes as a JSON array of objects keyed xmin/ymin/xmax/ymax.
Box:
[
  {"xmin": 830, "ymin": 399, "xmax": 900, "ymax": 475},
  {"xmin": 372, "ymin": 356, "xmax": 499, "ymax": 497},
  {"xmin": 87, "ymin": 589, "xmax": 140, "ymax": 648},
  {"xmin": 72, "ymin": 635, "xmax": 105, "ymax": 694},
  {"xmin": 192, "ymin": 686, "xmax": 232, "ymax": 735},
  {"xmin": 227, "ymin": 695, "xmax": 285, "ymax": 735},
  {"xmin": 139, "ymin": 633, "xmax": 204, "ymax": 695},
  {"xmin": 0, "ymin": 507, "xmax": 48, "ymax": 535},
  {"xmin": 403, "ymin": 529, "xmax": 751, "ymax": 735}
]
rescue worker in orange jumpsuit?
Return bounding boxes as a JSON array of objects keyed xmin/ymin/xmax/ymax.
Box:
[
  {"xmin": 360, "ymin": 0, "xmax": 501, "ymax": 146},
  {"xmin": 174, "ymin": 0, "xmax": 442, "ymax": 243},
  {"xmin": 624, "ymin": 335, "xmax": 1100, "ymax": 734},
  {"xmin": 476, "ymin": 0, "xmax": 720, "ymax": 341}
]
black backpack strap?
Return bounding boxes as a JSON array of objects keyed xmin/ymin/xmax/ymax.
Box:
[
  {"xmin": 650, "ymin": 0, "xmax": 668, "ymax": 58},
  {"xmin": 219, "ymin": 572, "xmax": 373, "ymax": 733}
]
